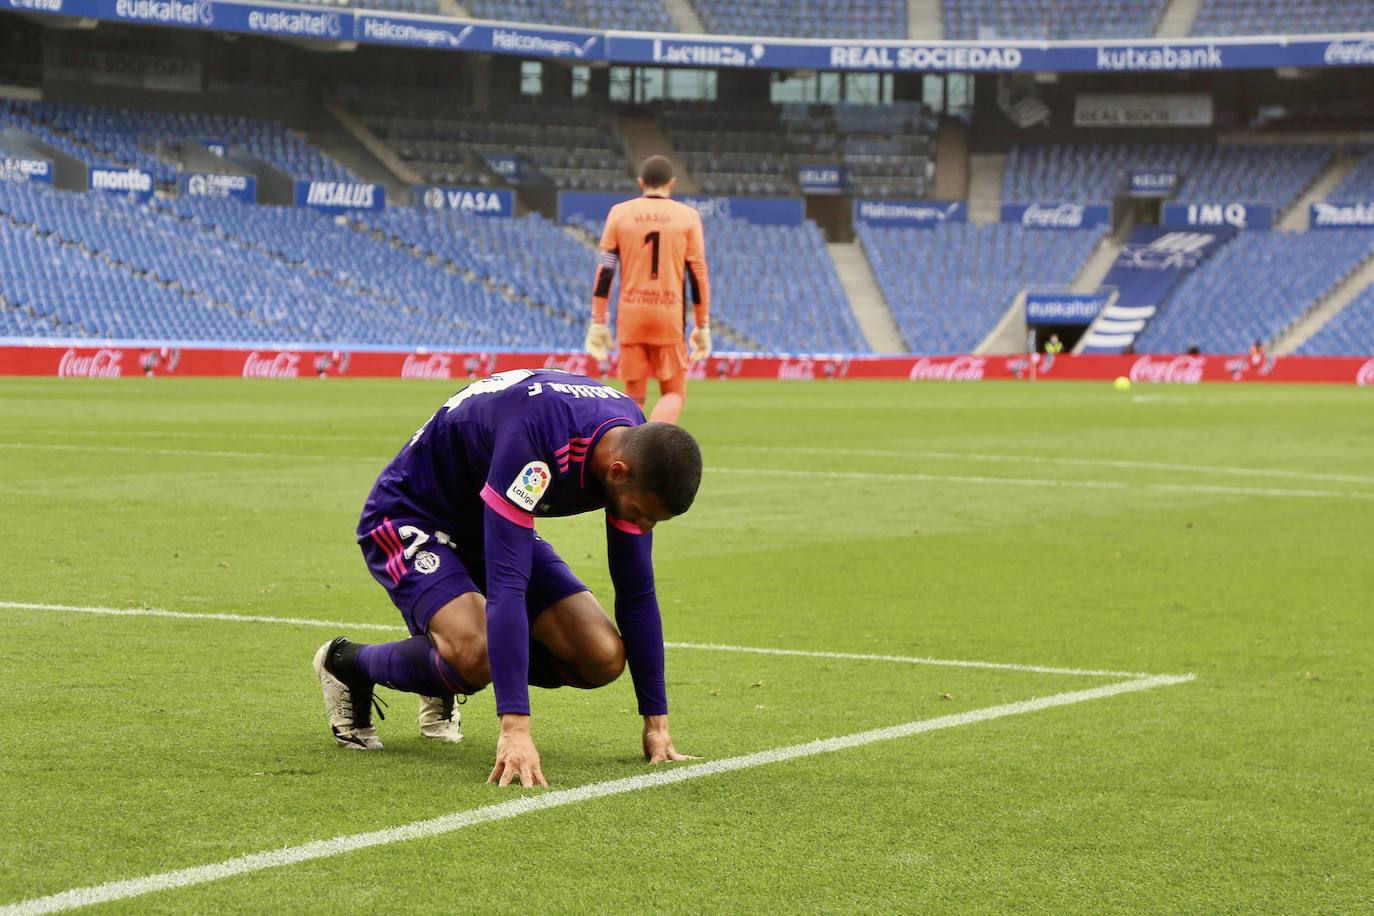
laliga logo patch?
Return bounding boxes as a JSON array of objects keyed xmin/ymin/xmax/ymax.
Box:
[
  {"xmin": 506, "ymin": 461, "xmax": 551, "ymax": 510},
  {"xmin": 414, "ymin": 551, "xmax": 441, "ymax": 575}
]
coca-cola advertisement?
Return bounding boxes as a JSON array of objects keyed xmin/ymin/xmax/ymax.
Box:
[
  {"xmin": 1, "ymin": 345, "xmax": 1371, "ymax": 385},
  {"xmin": 57, "ymin": 348, "xmax": 125, "ymax": 379},
  {"xmin": 1128, "ymin": 354, "xmax": 1207, "ymax": 385},
  {"xmin": 909, "ymin": 355, "xmax": 987, "ymax": 382}
]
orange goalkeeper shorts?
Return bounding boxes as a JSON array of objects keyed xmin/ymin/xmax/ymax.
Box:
[{"xmin": 619, "ymin": 342, "xmax": 688, "ymax": 383}]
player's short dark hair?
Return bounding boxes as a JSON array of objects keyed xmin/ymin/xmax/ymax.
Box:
[
  {"xmin": 622, "ymin": 422, "xmax": 702, "ymax": 516},
  {"xmin": 639, "ymin": 155, "xmax": 675, "ymax": 188}
]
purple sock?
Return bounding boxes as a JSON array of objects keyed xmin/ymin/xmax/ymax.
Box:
[{"xmin": 355, "ymin": 637, "xmax": 477, "ymax": 696}]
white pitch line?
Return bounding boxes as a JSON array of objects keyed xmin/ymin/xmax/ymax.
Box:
[
  {"xmin": 0, "ymin": 601, "xmax": 1140, "ymax": 679},
  {"xmin": 0, "ymin": 442, "xmax": 337, "ymax": 462},
  {"xmin": 720, "ymin": 445, "xmax": 1374, "ymax": 487},
  {"xmin": 710, "ymin": 466, "xmax": 1374, "ymax": 501},
  {"xmin": 7, "ymin": 442, "xmax": 1371, "ymax": 499},
  {"xmin": 0, "ymin": 601, "xmax": 405, "ymax": 633},
  {"xmin": 0, "ymin": 672, "xmax": 1195, "ymax": 916},
  {"xmin": 665, "ymin": 641, "xmax": 1148, "ymax": 679}
]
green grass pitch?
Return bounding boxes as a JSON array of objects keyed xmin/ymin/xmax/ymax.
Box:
[{"xmin": 1, "ymin": 377, "xmax": 1371, "ymax": 913}]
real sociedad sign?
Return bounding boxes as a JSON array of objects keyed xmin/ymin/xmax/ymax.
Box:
[
  {"xmin": 0, "ymin": 157, "xmax": 54, "ymax": 185},
  {"xmin": 854, "ymin": 199, "xmax": 966, "ymax": 227},
  {"xmin": 1001, "ymin": 203, "xmax": 1111, "ymax": 229},
  {"xmin": 89, "ymin": 167, "xmax": 154, "ymax": 201},
  {"xmin": 1162, "ymin": 202, "xmax": 1272, "ymax": 230},
  {"xmin": 1309, "ymin": 202, "xmax": 1374, "ymax": 228},
  {"xmin": 1025, "ymin": 291, "xmax": 1111, "ymax": 325},
  {"xmin": 295, "ymin": 180, "xmax": 385, "ymax": 212},
  {"xmin": 417, "ymin": 185, "xmax": 512, "ymax": 217},
  {"xmin": 180, "ymin": 172, "xmax": 256, "ymax": 202}
]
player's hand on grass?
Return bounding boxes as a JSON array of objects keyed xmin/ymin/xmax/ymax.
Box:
[
  {"xmin": 688, "ymin": 325, "xmax": 712, "ymax": 363},
  {"xmin": 489, "ymin": 715, "xmax": 548, "ymax": 788},
  {"xmin": 642, "ymin": 714, "xmax": 700, "ymax": 765},
  {"xmin": 584, "ymin": 322, "xmax": 614, "ymax": 361}
]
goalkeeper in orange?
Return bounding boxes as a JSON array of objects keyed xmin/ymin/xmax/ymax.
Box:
[{"xmin": 585, "ymin": 155, "xmax": 711, "ymax": 424}]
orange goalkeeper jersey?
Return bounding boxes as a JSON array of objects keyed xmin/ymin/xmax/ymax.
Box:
[{"xmin": 591, "ymin": 195, "xmax": 710, "ymax": 346}]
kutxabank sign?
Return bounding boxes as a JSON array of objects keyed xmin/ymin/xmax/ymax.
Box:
[{"xmin": 9, "ymin": 1, "xmax": 1374, "ymax": 73}]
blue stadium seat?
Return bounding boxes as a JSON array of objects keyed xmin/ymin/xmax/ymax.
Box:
[
  {"xmin": 1136, "ymin": 231, "xmax": 1374, "ymax": 353},
  {"xmin": 1193, "ymin": 0, "xmax": 1374, "ymax": 36},
  {"xmin": 1005, "ymin": 144, "xmax": 1332, "ymax": 211},
  {"xmin": 858, "ymin": 222, "xmax": 1101, "ymax": 354},
  {"xmin": 1298, "ymin": 282, "xmax": 1374, "ymax": 356}
]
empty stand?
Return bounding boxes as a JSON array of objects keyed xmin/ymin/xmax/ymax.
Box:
[
  {"xmin": 943, "ymin": 0, "xmax": 1166, "ymax": 38},
  {"xmin": 858, "ymin": 223, "xmax": 1101, "ymax": 354},
  {"xmin": 691, "ymin": 0, "xmax": 906, "ymax": 38},
  {"xmin": 1004, "ymin": 143, "xmax": 1332, "ymax": 211},
  {"xmin": 0, "ymin": 98, "xmax": 355, "ymax": 187},
  {"xmin": 657, "ymin": 100, "xmax": 934, "ymax": 197},
  {"xmin": 1298, "ymin": 282, "xmax": 1374, "ymax": 356},
  {"xmin": 1135, "ymin": 230, "xmax": 1374, "ymax": 353},
  {"xmin": 1192, "ymin": 0, "xmax": 1374, "ymax": 36},
  {"xmin": 465, "ymin": 0, "xmax": 674, "ymax": 32},
  {"xmin": 344, "ymin": 92, "xmax": 629, "ymax": 192}
]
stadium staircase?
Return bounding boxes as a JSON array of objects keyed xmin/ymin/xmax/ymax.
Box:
[
  {"xmin": 1071, "ymin": 231, "xmax": 1129, "ymax": 294},
  {"xmin": 1155, "ymin": 0, "xmax": 1203, "ymax": 36},
  {"xmin": 1276, "ymin": 154, "xmax": 1360, "ymax": 231},
  {"xmin": 306, "ymin": 109, "xmax": 411, "ymax": 202},
  {"xmin": 828, "ymin": 242, "xmax": 907, "ymax": 353},
  {"xmin": 967, "ymin": 153, "xmax": 1006, "ymax": 225},
  {"xmin": 932, "ymin": 120, "xmax": 970, "ymax": 201},
  {"xmin": 325, "ymin": 102, "xmax": 423, "ymax": 189},
  {"xmin": 662, "ymin": 0, "xmax": 707, "ymax": 33},
  {"xmin": 908, "ymin": 0, "xmax": 943, "ymax": 39},
  {"xmin": 616, "ymin": 116, "xmax": 698, "ymax": 194},
  {"xmin": 975, "ymin": 226, "xmax": 1122, "ymax": 355},
  {"xmin": 1271, "ymin": 251, "xmax": 1374, "ymax": 354}
]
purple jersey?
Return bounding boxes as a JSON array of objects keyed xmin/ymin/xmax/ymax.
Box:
[{"xmin": 361, "ymin": 369, "xmax": 665, "ymax": 717}]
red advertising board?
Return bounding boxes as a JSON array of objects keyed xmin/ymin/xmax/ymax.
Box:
[{"xmin": 1, "ymin": 345, "xmax": 1371, "ymax": 386}]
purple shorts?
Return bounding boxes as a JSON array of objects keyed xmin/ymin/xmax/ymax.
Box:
[{"xmin": 359, "ymin": 514, "xmax": 587, "ymax": 637}]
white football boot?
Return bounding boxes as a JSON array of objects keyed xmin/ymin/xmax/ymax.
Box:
[
  {"xmin": 313, "ymin": 638, "xmax": 384, "ymax": 750},
  {"xmin": 418, "ymin": 695, "xmax": 463, "ymax": 742}
]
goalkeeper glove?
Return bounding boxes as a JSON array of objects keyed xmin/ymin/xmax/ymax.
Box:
[
  {"xmin": 688, "ymin": 325, "xmax": 712, "ymax": 362},
  {"xmin": 584, "ymin": 322, "xmax": 614, "ymax": 360}
]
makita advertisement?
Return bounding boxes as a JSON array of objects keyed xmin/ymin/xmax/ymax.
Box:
[
  {"xmin": 853, "ymin": 199, "xmax": 966, "ymax": 228},
  {"xmin": 180, "ymin": 172, "xmax": 256, "ymax": 202},
  {"xmin": 0, "ymin": 157, "xmax": 54, "ymax": 185},
  {"xmin": 1128, "ymin": 170, "xmax": 1179, "ymax": 198},
  {"xmin": 294, "ymin": 181, "xmax": 385, "ymax": 212},
  {"xmin": 3, "ymin": 344, "xmax": 1368, "ymax": 386},
  {"xmin": 798, "ymin": 164, "xmax": 845, "ymax": 195},
  {"xmin": 416, "ymin": 185, "xmax": 513, "ymax": 217},
  {"xmin": 88, "ymin": 167, "xmax": 155, "ymax": 202},
  {"xmin": 1001, "ymin": 203, "xmax": 1111, "ymax": 229},
  {"xmin": 1309, "ymin": 202, "xmax": 1374, "ymax": 229},
  {"xmin": 1025, "ymin": 292, "xmax": 1111, "ymax": 325},
  {"xmin": 1080, "ymin": 226, "xmax": 1234, "ymax": 354},
  {"xmin": 558, "ymin": 191, "xmax": 804, "ymax": 227},
  {"xmin": 10, "ymin": 3, "xmax": 1374, "ymax": 73},
  {"xmin": 1162, "ymin": 202, "xmax": 1273, "ymax": 230}
]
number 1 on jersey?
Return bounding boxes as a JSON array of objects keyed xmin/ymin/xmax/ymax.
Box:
[{"xmin": 644, "ymin": 230, "xmax": 661, "ymax": 280}]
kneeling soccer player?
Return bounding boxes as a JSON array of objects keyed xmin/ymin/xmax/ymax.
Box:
[{"xmin": 313, "ymin": 368, "xmax": 702, "ymax": 787}]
